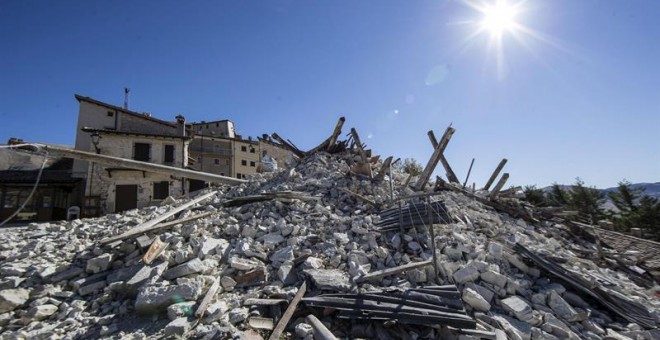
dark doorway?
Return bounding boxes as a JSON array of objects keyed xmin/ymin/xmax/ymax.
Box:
[
  {"xmin": 115, "ymin": 185, "xmax": 138, "ymax": 212},
  {"xmin": 189, "ymin": 179, "xmax": 206, "ymax": 192}
]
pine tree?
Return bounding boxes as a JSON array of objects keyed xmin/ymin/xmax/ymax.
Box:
[{"xmin": 523, "ymin": 185, "xmax": 547, "ymax": 206}]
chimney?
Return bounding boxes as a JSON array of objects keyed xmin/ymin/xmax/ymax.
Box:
[{"xmin": 175, "ymin": 115, "xmax": 186, "ymax": 137}]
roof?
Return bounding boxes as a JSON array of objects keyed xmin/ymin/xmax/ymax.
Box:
[
  {"xmin": 75, "ymin": 94, "xmax": 177, "ymax": 128},
  {"xmin": 191, "ymin": 119, "xmax": 233, "ymax": 125},
  {"xmin": 82, "ymin": 127, "xmax": 191, "ymax": 140},
  {"xmin": 192, "ymin": 134, "xmax": 258, "ymax": 145},
  {"xmin": 0, "ymin": 158, "xmax": 81, "ymax": 184}
]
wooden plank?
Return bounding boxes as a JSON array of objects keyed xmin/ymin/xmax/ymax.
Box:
[
  {"xmin": 428, "ymin": 130, "xmax": 460, "ymax": 183},
  {"xmin": 488, "ymin": 173, "xmax": 509, "ymax": 199},
  {"xmin": 195, "ymin": 278, "xmax": 220, "ymax": 318},
  {"xmin": 373, "ymin": 156, "xmax": 393, "ymax": 182},
  {"xmin": 462, "ymin": 158, "xmax": 475, "ymax": 188},
  {"xmin": 268, "ymin": 281, "xmax": 307, "ymax": 340},
  {"xmin": 271, "ymin": 133, "xmax": 305, "ymax": 158},
  {"xmin": 350, "ymin": 128, "xmax": 368, "ymax": 162},
  {"xmin": 483, "ymin": 159, "xmax": 507, "ymax": 191},
  {"xmin": 355, "ymin": 259, "xmax": 432, "ymax": 283},
  {"xmin": 415, "ymin": 126, "xmax": 455, "ymax": 191},
  {"xmin": 98, "ymin": 194, "xmax": 216, "ymax": 244},
  {"xmin": 304, "ymin": 117, "xmax": 345, "ymax": 155},
  {"xmin": 143, "ymin": 237, "xmax": 169, "ymax": 265},
  {"xmin": 39, "ymin": 144, "xmax": 245, "ymax": 185}
]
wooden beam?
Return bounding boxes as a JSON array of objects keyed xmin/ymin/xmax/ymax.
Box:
[
  {"xmin": 415, "ymin": 126, "xmax": 455, "ymax": 191},
  {"xmin": 355, "ymin": 259, "xmax": 432, "ymax": 283},
  {"xmin": 462, "ymin": 158, "xmax": 475, "ymax": 188},
  {"xmin": 304, "ymin": 117, "xmax": 346, "ymax": 155},
  {"xmin": 268, "ymin": 281, "xmax": 307, "ymax": 340},
  {"xmin": 428, "ymin": 130, "xmax": 460, "ymax": 183},
  {"xmin": 483, "ymin": 159, "xmax": 507, "ymax": 191},
  {"xmin": 36, "ymin": 144, "xmax": 246, "ymax": 185},
  {"xmin": 271, "ymin": 133, "xmax": 305, "ymax": 158},
  {"xmin": 195, "ymin": 278, "xmax": 220, "ymax": 318},
  {"xmin": 143, "ymin": 237, "xmax": 168, "ymax": 265},
  {"xmin": 488, "ymin": 173, "xmax": 509, "ymax": 199},
  {"xmin": 350, "ymin": 128, "xmax": 368, "ymax": 163},
  {"xmin": 373, "ymin": 156, "xmax": 393, "ymax": 182},
  {"xmin": 99, "ymin": 194, "xmax": 216, "ymax": 244}
]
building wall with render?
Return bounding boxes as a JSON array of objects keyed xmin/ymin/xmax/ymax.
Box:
[{"xmin": 86, "ymin": 133, "xmax": 188, "ymax": 214}]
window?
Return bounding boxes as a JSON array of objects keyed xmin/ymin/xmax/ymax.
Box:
[
  {"xmin": 214, "ymin": 159, "xmax": 219, "ymax": 165},
  {"xmin": 241, "ymin": 160, "xmax": 247, "ymax": 166},
  {"xmin": 250, "ymin": 161, "xmax": 256, "ymax": 167},
  {"xmin": 249, "ymin": 147, "xmax": 255, "ymax": 153},
  {"xmin": 164, "ymin": 145, "xmax": 175, "ymax": 164},
  {"xmin": 153, "ymin": 181, "xmax": 169, "ymax": 200},
  {"xmin": 134, "ymin": 143, "xmax": 151, "ymax": 161},
  {"xmin": 241, "ymin": 146, "xmax": 247, "ymax": 152},
  {"xmin": 216, "ymin": 122, "xmax": 219, "ymax": 127},
  {"xmin": 107, "ymin": 111, "xmax": 114, "ymax": 117},
  {"xmin": 236, "ymin": 173, "xmax": 242, "ymax": 179},
  {"xmin": 220, "ymin": 172, "xmax": 225, "ymax": 176}
]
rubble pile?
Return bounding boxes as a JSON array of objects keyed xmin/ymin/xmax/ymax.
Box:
[{"xmin": 1, "ymin": 146, "xmax": 659, "ymax": 339}]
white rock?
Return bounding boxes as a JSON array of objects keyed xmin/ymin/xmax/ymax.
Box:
[
  {"xmin": 0, "ymin": 288, "xmax": 30, "ymax": 313},
  {"xmin": 453, "ymin": 266, "xmax": 480, "ymax": 284},
  {"xmin": 462, "ymin": 288, "xmax": 491, "ymax": 312},
  {"xmin": 86, "ymin": 253, "xmax": 113, "ymax": 274}
]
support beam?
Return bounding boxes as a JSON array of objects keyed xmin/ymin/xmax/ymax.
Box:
[
  {"xmin": 428, "ymin": 130, "xmax": 460, "ymax": 183},
  {"xmin": 489, "ymin": 173, "xmax": 509, "ymax": 200},
  {"xmin": 462, "ymin": 158, "xmax": 475, "ymax": 188},
  {"xmin": 99, "ymin": 193, "xmax": 216, "ymax": 244},
  {"xmin": 271, "ymin": 133, "xmax": 305, "ymax": 158},
  {"xmin": 29, "ymin": 144, "xmax": 246, "ymax": 185},
  {"xmin": 195, "ymin": 278, "xmax": 220, "ymax": 318},
  {"xmin": 415, "ymin": 126, "xmax": 455, "ymax": 191},
  {"xmin": 350, "ymin": 128, "xmax": 368, "ymax": 162},
  {"xmin": 483, "ymin": 159, "xmax": 507, "ymax": 191},
  {"xmin": 269, "ymin": 281, "xmax": 307, "ymax": 340},
  {"xmin": 304, "ymin": 117, "xmax": 346, "ymax": 155}
]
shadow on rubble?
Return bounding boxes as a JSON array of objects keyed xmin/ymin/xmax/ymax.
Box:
[{"xmin": 75, "ymin": 313, "xmax": 170, "ymax": 339}]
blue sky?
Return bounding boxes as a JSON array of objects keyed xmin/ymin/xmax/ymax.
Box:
[{"xmin": 1, "ymin": 0, "xmax": 658, "ymax": 188}]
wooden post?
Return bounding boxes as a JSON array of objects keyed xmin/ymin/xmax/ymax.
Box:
[
  {"xmin": 305, "ymin": 315, "xmax": 338, "ymax": 340},
  {"xmin": 462, "ymin": 158, "xmax": 475, "ymax": 188},
  {"xmin": 489, "ymin": 173, "xmax": 509, "ymax": 200},
  {"xmin": 483, "ymin": 159, "xmax": 507, "ymax": 191},
  {"xmin": 427, "ymin": 130, "xmax": 460, "ymax": 183},
  {"xmin": 415, "ymin": 126, "xmax": 455, "ymax": 191},
  {"xmin": 350, "ymin": 128, "xmax": 368, "ymax": 162},
  {"xmin": 268, "ymin": 281, "xmax": 307, "ymax": 340}
]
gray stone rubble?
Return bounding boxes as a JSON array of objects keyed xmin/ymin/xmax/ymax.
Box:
[{"xmin": 0, "ymin": 150, "xmax": 658, "ymax": 339}]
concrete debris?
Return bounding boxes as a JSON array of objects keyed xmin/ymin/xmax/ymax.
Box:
[{"xmin": 0, "ymin": 125, "xmax": 658, "ymax": 339}]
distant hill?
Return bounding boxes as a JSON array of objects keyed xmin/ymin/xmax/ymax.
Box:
[{"xmin": 541, "ymin": 182, "xmax": 660, "ymax": 211}]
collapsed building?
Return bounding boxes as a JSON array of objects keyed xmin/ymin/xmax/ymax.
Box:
[{"xmin": 0, "ymin": 119, "xmax": 658, "ymax": 339}]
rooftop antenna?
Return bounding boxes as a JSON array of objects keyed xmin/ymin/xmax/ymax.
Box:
[{"xmin": 124, "ymin": 88, "xmax": 130, "ymax": 110}]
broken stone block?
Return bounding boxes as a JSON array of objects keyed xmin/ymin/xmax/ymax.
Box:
[
  {"xmin": 125, "ymin": 261, "xmax": 169, "ymax": 296},
  {"xmin": 269, "ymin": 246, "xmax": 294, "ymax": 269},
  {"xmin": 303, "ymin": 257, "xmax": 324, "ymax": 269},
  {"xmin": 78, "ymin": 281, "xmax": 106, "ymax": 296},
  {"xmin": 220, "ymin": 276, "xmax": 237, "ymax": 290},
  {"xmin": 562, "ymin": 291, "xmax": 589, "ymax": 309},
  {"xmin": 228, "ymin": 307, "xmax": 248, "ymax": 324},
  {"xmin": 407, "ymin": 268, "xmax": 427, "ymax": 283},
  {"xmin": 305, "ymin": 269, "xmax": 351, "ymax": 291},
  {"xmin": 25, "ymin": 304, "xmax": 58, "ymax": 321},
  {"xmin": 462, "ymin": 288, "xmax": 491, "ymax": 312},
  {"xmin": 0, "ymin": 288, "xmax": 30, "ymax": 313},
  {"xmin": 167, "ymin": 301, "xmax": 196, "ymax": 320},
  {"xmin": 465, "ymin": 283, "xmax": 495, "ymax": 303},
  {"xmin": 198, "ymin": 237, "xmax": 229, "ymax": 260},
  {"xmin": 86, "ymin": 253, "xmax": 113, "ymax": 274},
  {"xmin": 538, "ymin": 283, "xmax": 566, "ymax": 295},
  {"xmin": 164, "ymin": 317, "xmax": 192, "ymax": 337},
  {"xmin": 277, "ymin": 263, "xmax": 298, "ymax": 285},
  {"xmin": 501, "ymin": 296, "xmax": 534, "ymax": 324},
  {"xmin": 547, "ymin": 291, "xmax": 580, "ymax": 322},
  {"xmin": 295, "ymin": 322, "xmax": 314, "ymax": 338},
  {"xmin": 531, "ymin": 293, "xmax": 547, "ymax": 305},
  {"xmin": 481, "ymin": 270, "xmax": 507, "ymax": 288},
  {"xmin": 163, "ymin": 258, "xmax": 207, "ymax": 280},
  {"xmin": 492, "ymin": 314, "xmax": 532, "ymax": 340},
  {"xmin": 488, "ymin": 242, "xmax": 503, "ymax": 259},
  {"xmin": 135, "ymin": 281, "xmax": 203, "ymax": 315},
  {"xmin": 333, "ymin": 232, "xmax": 350, "ymax": 245},
  {"xmin": 453, "ymin": 266, "xmax": 480, "ymax": 284}
]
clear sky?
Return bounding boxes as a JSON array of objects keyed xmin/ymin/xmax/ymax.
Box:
[{"xmin": 1, "ymin": 0, "xmax": 658, "ymax": 188}]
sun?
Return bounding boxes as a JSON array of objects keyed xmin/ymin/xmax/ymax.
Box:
[{"xmin": 480, "ymin": 1, "xmax": 518, "ymax": 36}]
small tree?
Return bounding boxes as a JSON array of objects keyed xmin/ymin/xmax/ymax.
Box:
[
  {"xmin": 568, "ymin": 177, "xmax": 604, "ymax": 223},
  {"xmin": 546, "ymin": 183, "xmax": 570, "ymax": 207},
  {"xmin": 523, "ymin": 185, "xmax": 547, "ymax": 206},
  {"xmin": 401, "ymin": 158, "xmax": 423, "ymax": 176}
]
